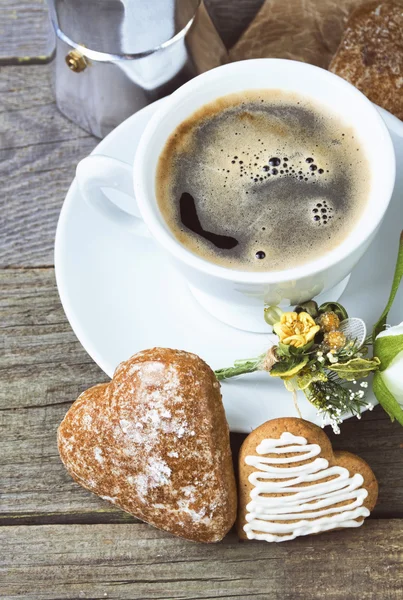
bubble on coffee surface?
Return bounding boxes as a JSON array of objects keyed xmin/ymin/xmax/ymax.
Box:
[{"xmin": 156, "ymin": 89, "xmax": 370, "ymax": 271}]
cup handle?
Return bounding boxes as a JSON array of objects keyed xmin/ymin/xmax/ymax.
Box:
[{"xmin": 76, "ymin": 155, "xmax": 150, "ymax": 237}]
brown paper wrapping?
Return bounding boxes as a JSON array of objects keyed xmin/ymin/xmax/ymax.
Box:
[
  {"xmin": 229, "ymin": 0, "xmax": 402, "ymax": 68},
  {"xmin": 183, "ymin": 2, "xmax": 229, "ymax": 74}
]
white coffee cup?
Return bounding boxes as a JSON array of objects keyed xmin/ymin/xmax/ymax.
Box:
[{"xmin": 76, "ymin": 59, "xmax": 395, "ymax": 333}]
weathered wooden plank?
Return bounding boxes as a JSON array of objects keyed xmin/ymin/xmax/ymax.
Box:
[
  {"xmin": 0, "ymin": 267, "xmax": 113, "ymax": 518},
  {"xmin": 1, "ymin": 521, "xmax": 403, "ymax": 599},
  {"xmin": 1, "ymin": 268, "xmax": 403, "ymax": 522},
  {"xmin": 0, "ymin": 65, "xmax": 96, "ymax": 267},
  {"xmin": 1, "ymin": 268, "xmax": 98, "ymax": 377},
  {"xmin": 0, "ymin": 0, "xmax": 52, "ymax": 60}
]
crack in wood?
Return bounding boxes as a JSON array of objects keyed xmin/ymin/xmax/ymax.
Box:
[
  {"xmin": 1, "ymin": 265, "xmax": 54, "ymax": 271},
  {"xmin": 1, "ymin": 134, "xmax": 93, "ymax": 153},
  {"xmin": 0, "ymin": 399, "xmax": 74, "ymax": 411},
  {"xmin": 0, "ymin": 53, "xmax": 55, "ymax": 66}
]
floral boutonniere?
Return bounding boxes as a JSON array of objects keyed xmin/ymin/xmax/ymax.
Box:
[{"xmin": 215, "ymin": 232, "xmax": 403, "ymax": 433}]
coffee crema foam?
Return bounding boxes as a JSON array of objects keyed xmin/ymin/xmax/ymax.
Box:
[{"xmin": 156, "ymin": 90, "xmax": 370, "ymax": 271}]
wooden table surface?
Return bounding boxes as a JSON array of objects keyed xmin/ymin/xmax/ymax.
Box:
[{"xmin": 1, "ymin": 2, "xmax": 403, "ymax": 599}]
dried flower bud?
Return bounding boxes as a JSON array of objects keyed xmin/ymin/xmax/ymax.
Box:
[
  {"xmin": 323, "ymin": 330, "xmax": 346, "ymax": 351},
  {"xmin": 318, "ymin": 311, "xmax": 340, "ymax": 332}
]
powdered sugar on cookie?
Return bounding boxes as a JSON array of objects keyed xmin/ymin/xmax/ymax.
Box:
[{"xmin": 58, "ymin": 348, "xmax": 237, "ymax": 543}]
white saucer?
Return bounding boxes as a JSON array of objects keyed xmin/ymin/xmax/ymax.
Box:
[{"xmin": 55, "ymin": 99, "xmax": 403, "ymax": 433}]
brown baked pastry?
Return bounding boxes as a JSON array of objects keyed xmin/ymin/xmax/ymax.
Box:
[
  {"xmin": 329, "ymin": 1, "xmax": 403, "ymax": 120},
  {"xmin": 238, "ymin": 418, "xmax": 378, "ymax": 542},
  {"xmin": 58, "ymin": 348, "xmax": 237, "ymax": 543}
]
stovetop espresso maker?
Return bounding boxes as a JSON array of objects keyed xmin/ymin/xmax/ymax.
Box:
[{"xmin": 47, "ymin": 0, "xmax": 227, "ymax": 137}]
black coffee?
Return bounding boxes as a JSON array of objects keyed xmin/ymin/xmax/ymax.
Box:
[{"xmin": 156, "ymin": 90, "xmax": 369, "ymax": 271}]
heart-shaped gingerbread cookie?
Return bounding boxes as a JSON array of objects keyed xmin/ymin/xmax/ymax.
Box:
[
  {"xmin": 58, "ymin": 348, "xmax": 237, "ymax": 543},
  {"xmin": 238, "ymin": 418, "xmax": 378, "ymax": 542}
]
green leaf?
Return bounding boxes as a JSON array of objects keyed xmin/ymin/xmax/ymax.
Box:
[
  {"xmin": 327, "ymin": 357, "xmax": 381, "ymax": 381},
  {"xmin": 277, "ymin": 342, "xmax": 292, "ymax": 358},
  {"xmin": 296, "ymin": 368, "xmax": 327, "ymax": 390},
  {"xmin": 277, "ymin": 341, "xmax": 314, "ymax": 358},
  {"xmin": 270, "ymin": 356, "xmax": 309, "ymax": 378},
  {"xmin": 373, "ymin": 231, "xmax": 403, "ymax": 340},
  {"xmin": 318, "ymin": 301, "xmax": 348, "ymax": 320},
  {"xmin": 294, "ymin": 300, "xmax": 319, "ymax": 318},
  {"xmin": 292, "ymin": 340, "xmax": 315, "ymax": 355},
  {"xmin": 373, "ymin": 371, "xmax": 403, "ymax": 426},
  {"xmin": 374, "ymin": 334, "xmax": 403, "ymax": 371}
]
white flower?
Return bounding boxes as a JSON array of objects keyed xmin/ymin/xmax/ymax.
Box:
[
  {"xmin": 326, "ymin": 352, "xmax": 338, "ymax": 364},
  {"xmin": 375, "ymin": 322, "xmax": 403, "ymax": 408}
]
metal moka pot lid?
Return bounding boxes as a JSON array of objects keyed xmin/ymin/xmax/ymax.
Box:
[{"xmin": 47, "ymin": 0, "xmax": 201, "ymax": 57}]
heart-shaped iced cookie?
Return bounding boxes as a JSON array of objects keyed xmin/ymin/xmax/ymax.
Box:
[
  {"xmin": 58, "ymin": 348, "xmax": 237, "ymax": 543},
  {"xmin": 238, "ymin": 418, "xmax": 378, "ymax": 542}
]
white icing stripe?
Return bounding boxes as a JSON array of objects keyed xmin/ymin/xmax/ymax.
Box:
[
  {"xmin": 253, "ymin": 435, "xmax": 321, "ymax": 464},
  {"xmin": 246, "ymin": 457, "xmax": 327, "ymax": 476},
  {"xmin": 244, "ymin": 431, "xmax": 369, "ymax": 542},
  {"xmin": 256, "ymin": 433, "xmax": 308, "ymax": 451}
]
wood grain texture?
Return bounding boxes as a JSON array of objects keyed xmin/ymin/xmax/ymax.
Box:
[
  {"xmin": 0, "ymin": 0, "xmax": 53, "ymax": 60},
  {"xmin": 1, "ymin": 521, "xmax": 403, "ymax": 600},
  {"xmin": 1, "ymin": 267, "xmax": 403, "ymax": 523},
  {"xmin": 0, "ymin": 65, "xmax": 96, "ymax": 267}
]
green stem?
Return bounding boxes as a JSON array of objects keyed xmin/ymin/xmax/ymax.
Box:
[
  {"xmin": 364, "ymin": 334, "xmax": 373, "ymax": 346},
  {"xmin": 233, "ymin": 357, "xmax": 259, "ymax": 366},
  {"xmin": 215, "ymin": 355, "xmax": 263, "ymax": 380},
  {"xmin": 373, "ymin": 231, "xmax": 403, "ymax": 339}
]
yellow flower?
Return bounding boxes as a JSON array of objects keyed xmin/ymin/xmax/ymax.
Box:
[{"xmin": 273, "ymin": 311, "xmax": 320, "ymax": 348}]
